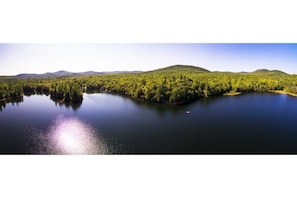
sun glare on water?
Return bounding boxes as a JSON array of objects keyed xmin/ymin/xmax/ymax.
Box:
[
  {"xmin": 29, "ymin": 116, "xmax": 109, "ymax": 154},
  {"xmin": 51, "ymin": 118, "xmax": 99, "ymax": 154}
]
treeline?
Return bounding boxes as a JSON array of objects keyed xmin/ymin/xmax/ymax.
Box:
[
  {"xmin": 0, "ymin": 79, "xmax": 83, "ymax": 104},
  {"xmin": 0, "ymin": 82, "xmax": 23, "ymax": 102},
  {"xmin": 1, "ymin": 65, "xmax": 297, "ymax": 107},
  {"xmin": 82, "ymin": 72, "xmax": 288, "ymax": 104}
]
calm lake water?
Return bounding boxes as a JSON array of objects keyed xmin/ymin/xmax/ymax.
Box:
[{"xmin": 1, "ymin": 92, "xmax": 297, "ymax": 154}]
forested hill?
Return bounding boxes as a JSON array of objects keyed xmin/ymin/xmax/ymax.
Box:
[
  {"xmin": 145, "ymin": 65, "xmax": 210, "ymax": 74},
  {"xmin": 143, "ymin": 65, "xmax": 288, "ymax": 76},
  {"xmin": 250, "ymin": 69, "xmax": 288, "ymax": 76},
  {"xmin": 1, "ymin": 65, "xmax": 297, "ymax": 109}
]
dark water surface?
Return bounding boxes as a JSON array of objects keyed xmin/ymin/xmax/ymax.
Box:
[{"xmin": 1, "ymin": 92, "xmax": 297, "ymax": 154}]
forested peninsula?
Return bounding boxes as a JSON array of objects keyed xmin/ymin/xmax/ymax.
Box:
[{"xmin": 1, "ymin": 65, "xmax": 297, "ymax": 109}]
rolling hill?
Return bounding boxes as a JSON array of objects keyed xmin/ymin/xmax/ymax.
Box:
[
  {"xmin": 251, "ymin": 69, "xmax": 288, "ymax": 75},
  {"xmin": 144, "ymin": 65, "xmax": 210, "ymax": 74}
]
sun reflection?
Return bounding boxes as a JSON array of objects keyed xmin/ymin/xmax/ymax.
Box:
[
  {"xmin": 52, "ymin": 119, "xmax": 90, "ymax": 154},
  {"xmin": 29, "ymin": 116, "xmax": 109, "ymax": 154}
]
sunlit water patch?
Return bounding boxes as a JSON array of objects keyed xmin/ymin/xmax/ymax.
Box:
[{"xmin": 28, "ymin": 116, "xmax": 112, "ymax": 154}]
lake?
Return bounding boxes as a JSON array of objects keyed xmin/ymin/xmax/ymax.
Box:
[{"xmin": 1, "ymin": 92, "xmax": 297, "ymax": 154}]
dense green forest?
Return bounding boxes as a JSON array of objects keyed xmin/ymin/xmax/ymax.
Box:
[{"xmin": 1, "ymin": 65, "xmax": 297, "ymax": 110}]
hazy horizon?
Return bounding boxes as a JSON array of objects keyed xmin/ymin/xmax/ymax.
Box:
[{"xmin": 1, "ymin": 43, "xmax": 297, "ymax": 75}]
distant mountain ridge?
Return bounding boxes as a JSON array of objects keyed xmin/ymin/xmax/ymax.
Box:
[
  {"xmin": 14, "ymin": 70, "xmax": 141, "ymax": 79},
  {"xmin": 9, "ymin": 65, "xmax": 290, "ymax": 79}
]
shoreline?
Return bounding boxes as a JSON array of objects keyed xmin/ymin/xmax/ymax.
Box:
[
  {"xmin": 223, "ymin": 91, "xmax": 242, "ymax": 96},
  {"xmin": 1, "ymin": 90, "xmax": 296, "ymax": 107},
  {"xmin": 270, "ymin": 90, "xmax": 297, "ymax": 97}
]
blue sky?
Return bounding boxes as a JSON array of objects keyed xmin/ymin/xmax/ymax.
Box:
[{"xmin": 0, "ymin": 43, "xmax": 297, "ymax": 75}]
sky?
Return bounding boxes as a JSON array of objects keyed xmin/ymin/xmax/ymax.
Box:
[{"xmin": 1, "ymin": 43, "xmax": 297, "ymax": 75}]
